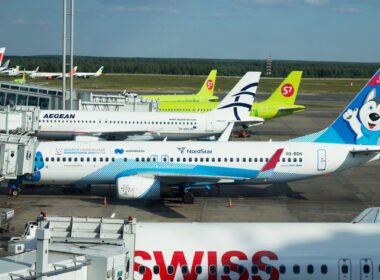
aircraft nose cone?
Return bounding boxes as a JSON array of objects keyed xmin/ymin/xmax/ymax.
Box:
[{"xmin": 370, "ymin": 113, "xmax": 380, "ymax": 121}]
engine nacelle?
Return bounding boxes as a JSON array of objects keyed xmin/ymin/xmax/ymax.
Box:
[{"xmin": 116, "ymin": 175, "xmax": 160, "ymax": 200}]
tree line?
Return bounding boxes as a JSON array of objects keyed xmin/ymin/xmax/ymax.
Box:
[{"xmin": 5, "ymin": 55, "xmax": 379, "ymax": 78}]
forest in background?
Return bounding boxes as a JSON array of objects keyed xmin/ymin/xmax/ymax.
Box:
[{"xmin": 5, "ymin": 56, "xmax": 379, "ymax": 78}]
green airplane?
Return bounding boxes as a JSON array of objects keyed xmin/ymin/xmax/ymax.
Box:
[
  {"xmin": 158, "ymin": 71, "xmax": 305, "ymax": 120},
  {"xmin": 13, "ymin": 69, "xmax": 26, "ymax": 84},
  {"xmin": 141, "ymin": 70, "xmax": 218, "ymax": 102}
]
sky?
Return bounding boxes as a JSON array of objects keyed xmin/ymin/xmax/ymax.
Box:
[{"xmin": 0, "ymin": 0, "xmax": 379, "ymax": 62}]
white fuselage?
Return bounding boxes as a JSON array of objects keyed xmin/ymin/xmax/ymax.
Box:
[
  {"xmin": 134, "ymin": 222, "xmax": 380, "ymax": 280},
  {"xmin": 37, "ymin": 110, "xmax": 229, "ymax": 141},
  {"xmin": 27, "ymin": 141, "xmax": 378, "ymax": 185}
]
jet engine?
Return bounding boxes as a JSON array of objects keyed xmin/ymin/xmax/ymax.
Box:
[{"xmin": 116, "ymin": 175, "xmax": 161, "ymax": 200}]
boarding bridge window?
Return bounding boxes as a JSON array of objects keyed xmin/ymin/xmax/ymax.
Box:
[
  {"xmin": 265, "ymin": 265, "xmax": 272, "ymax": 274},
  {"xmin": 167, "ymin": 265, "xmax": 174, "ymax": 275},
  {"xmin": 181, "ymin": 265, "xmax": 189, "ymax": 275},
  {"xmin": 195, "ymin": 265, "xmax": 202, "ymax": 275},
  {"xmin": 307, "ymin": 265, "xmax": 313, "ymax": 274},
  {"xmin": 139, "ymin": 265, "xmax": 146, "ymax": 275},
  {"xmin": 251, "ymin": 265, "xmax": 258, "ymax": 274},
  {"xmin": 209, "ymin": 265, "xmax": 217, "ymax": 275},
  {"xmin": 223, "ymin": 265, "xmax": 230, "ymax": 274},
  {"xmin": 321, "ymin": 265, "xmax": 328, "ymax": 274},
  {"xmin": 0, "ymin": 92, "xmax": 5, "ymax": 105},
  {"xmin": 28, "ymin": 96, "xmax": 38, "ymax": 106},
  {"xmin": 237, "ymin": 265, "xmax": 244, "ymax": 275},
  {"xmin": 279, "ymin": 265, "xmax": 286, "ymax": 274},
  {"xmin": 153, "ymin": 265, "xmax": 159, "ymax": 274},
  {"xmin": 293, "ymin": 265, "xmax": 300, "ymax": 274},
  {"xmin": 6, "ymin": 93, "xmax": 16, "ymax": 106},
  {"xmin": 17, "ymin": 95, "xmax": 28, "ymax": 105}
]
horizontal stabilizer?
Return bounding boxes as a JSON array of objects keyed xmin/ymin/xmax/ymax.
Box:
[
  {"xmin": 277, "ymin": 107, "xmax": 305, "ymax": 114},
  {"xmin": 350, "ymin": 148, "xmax": 380, "ymax": 155},
  {"xmin": 218, "ymin": 122, "xmax": 234, "ymax": 142},
  {"xmin": 352, "ymin": 208, "xmax": 380, "ymax": 223},
  {"xmin": 254, "ymin": 148, "xmax": 284, "ymax": 179}
]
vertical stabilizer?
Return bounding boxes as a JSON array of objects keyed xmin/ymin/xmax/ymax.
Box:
[
  {"xmin": 195, "ymin": 69, "xmax": 217, "ymax": 100},
  {"xmin": 264, "ymin": 71, "xmax": 302, "ymax": 105},
  {"xmin": 0, "ymin": 47, "xmax": 5, "ymax": 66}
]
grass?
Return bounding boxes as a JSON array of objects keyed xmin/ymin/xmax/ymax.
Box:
[{"xmin": 0, "ymin": 74, "xmax": 368, "ymax": 94}]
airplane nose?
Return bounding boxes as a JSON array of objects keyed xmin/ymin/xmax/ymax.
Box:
[{"xmin": 370, "ymin": 113, "xmax": 380, "ymax": 121}]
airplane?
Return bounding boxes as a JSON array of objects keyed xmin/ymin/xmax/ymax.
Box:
[
  {"xmin": 25, "ymin": 72, "xmax": 263, "ymax": 141},
  {"xmin": 75, "ymin": 66, "xmax": 104, "ymax": 78},
  {"xmin": 134, "ymin": 208, "xmax": 380, "ymax": 280},
  {"xmin": 29, "ymin": 66, "xmax": 77, "ymax": 79},
  {"xmin": 0, "ymin": 47, "xmax": 5, "ymax": 66},
  {"xmin": 0, "ymin": 60, "xmax": 10, "ymax": 72},
  {"xmin": 10, "ymin": 69, "xmax": 380, "ymax": 203},
  {"xmin": 1, "ymin": 65, "xmax": 20, "ymax": 76},
  {"xmin": 13, "ymin": 69, "xmax": 26, "ymax": 84},
  {"xmin": 159, "ymin": 71, "xmax": 305, "ymax": 120},
  {"xmin": 140, "ymin": 70, "xmax": 219, "ymax": 102}
]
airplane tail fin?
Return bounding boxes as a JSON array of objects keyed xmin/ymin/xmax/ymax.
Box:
[
  {"xmin": 0, "ymin": 47, "xmax": 5, "ymax": 66},
  {"xmin": 195, "ymin": 70, "xmax": 218, "ymax": 100},
  {"xmin": 2, "ymin": 60, "xmax": 9, "ymax": 69},
  {"xmin": 35, "ymin": 66, "xmax": 39, "ymax": 73},
  {"xmin": 22, "ymin": 69, "xmax": 26, "ymax": 79},
  {"xmin": 95, "ymin": 66, "xmax": 104, "ymax": 76},
  {"xmin": 265, "ymin": 71, "xmax": 302, "ymax": 105},
  {"xmin": 291, "ymin": 69, "xmax": 380, "ymax": 145},
  {"xmin": 209, "ymin": 72, "xmax": 261, "ymax": 121}
]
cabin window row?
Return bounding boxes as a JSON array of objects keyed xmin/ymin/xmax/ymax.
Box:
[
  {"xmin": 138, "ymin": 264, "xmax": 329, "ymax": 276},
  {"xmin": 40, "ymin": 119, "xmax": 197, "ymax": 126}
]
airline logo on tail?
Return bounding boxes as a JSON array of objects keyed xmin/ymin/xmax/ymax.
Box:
[
  {"xmin": 281, "ymin": 83, "xmax": 294, "ymax": 97},
  {"xmin": 0, "ymin": 47, "xmax": 5, "ymax": 66},
  {"xmin": 206, "ymin": 79, "xmax": 214, "ymax": 90}
]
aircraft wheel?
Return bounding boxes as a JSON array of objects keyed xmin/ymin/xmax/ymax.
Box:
[
  {"xmin": 182, "ymin": 191, "xmax": 194, "ymax": 204},
  {"xmin": 12, "ymin": 188, "xmax": 21, "ymax": 197}
]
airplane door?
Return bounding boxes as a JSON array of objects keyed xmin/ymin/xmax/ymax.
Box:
[
  {"xmin": 339, "ymin": 259, "xmax": 351, "ymax": 280},
  {"xmin": 317, "ymin": 149, "xmax": 326, "ymax": 171},
  {"xmin": 206, "ymin": 120, "xmax": 214, "ymax": 132},
  {"xmin": 360, "ymin": 258, "xmax": 373, "ymax": 280}
]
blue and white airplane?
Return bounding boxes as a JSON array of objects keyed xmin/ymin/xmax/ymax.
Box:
[{"xmin": 15, "ymin": 70, "xmax": 380, "ymax": 203}]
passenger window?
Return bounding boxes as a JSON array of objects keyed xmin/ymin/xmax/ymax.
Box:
[
  {"xmin": 81, "ymin": 157, "xmax": 84, "ymax": 162},
  {"xmin": 57, "ymin": 157, "xmax": 60, "ymax": 162},
  {"xmin": 105, "ymin": 157, "xmax": 109, "ymax": 162},
  {"xmin": 293, "ymin": 265, "xmax": 300, "ymax": 274},
  {"xmin": 194, "ymin": 158, "xmax": 198, "ymax": 162},
  {"xmin": 147, "ymin": 158, "xmax": 150, "ymax": 162},
  {"xmin": 265, "ymin": 265, "xmax": 272, "ymax": 274},
  {"xmin": 341, "ymin": 264, "xmax": 348, "ymax": 274},
  {"xmin": 170, "ymin": 157, "xmax": 174, "ymax": 162},
  {"xmin": 181, "ymin": 265, "xmax": 188, "ymax": 275},
  {"xmin": 299, "ymin": 158, "xmax": 303, "ymax": 162},
  {"xmin": 177, "ymin": 158, "xmax": 180, "ymax": 162},
  {"xmin": 242, "ymin": 158, "xmax": 246, "ymax": 162},
  {"xmin": 45, "ymin": 157, "xmax": 49, "ymax": 162},
  {"xmin": 265, "ymin": 158, "xmax": 269, "ymax": 162},
  {"xmin": 260, "ymin": 158, "xmax": 263, "ymax": 162},
  {"xmin": 280, "ymin": 265, "xmax": 286, "ymax": 274},
  {"xmin": 307, "ymin": 265, "xmax": 313, "ymax": 274},
  {"xmin": 87, "ymin": 157, "xmax": 90, "ymax": 162},
  {"xmin": 124, "ymin": 158, "xmax": 127, "ymax": 162},
  {"xmin": 249, "ymin": 158, "xmax": 252, "ymax": 162},
  {"xmin": 288, "ymin": 158, "xmax": 291, "ymax": 162},
  {"xmin": 224, "ymin": 158, "xmax": 227, "ymax": 162},
  {"xmin": 50, "ymin": 157, "xmax": 54, "ymax": 162},
  {"xmin": 293, "ymin": 158, "xmax": 297, "ymax": 162},
  {"xmin": 63, "ymin": 157, "xmax": 66, "ymax": 162},
  {"xmin": 217, "ymin": 158, "xmax": 221, "ymax": 162},
  {"xmin": 363, "ymin": 264, "xmax": 370, "ymax": 274},
  {"xmin": 321, "ymin": 265, "xmax": 328, "ymax": 274},
  {"xmin": 153, "ymin": 265, "xmax": 159, "ymax": 274},
  {"xmin": 139, "ymin": 265, "xmax": 146, "ymax": 275},
  {"xmin": 141, "ymin": 158, "xmax": 145, "ymax": 162},
  {"xmin": 93, "ymin": 157, "xmax": 96, "ymax": 162},
  {"xmin": 236, "ymin": 158, "xmax": 239, "ymax": 162},
  {"xmin": 167, "ymin": 265, "xmax": 174, "ymax": 275},
  {"xmin": 223, "ymin": 265, "xmax": 230, "ymax": 274},
  {"xmin": 195, "ymin": 265, "xmax": 202, "ymax": 275},
  {"xmin": 282, "ymin": 158, "xmax": 285, "ymax": 162},
  {"xmin": 209, "ymin": 265, "xmax": 217, "ymax": 275},
  {"xmin": 251, "ymin": 265, "xmax": 258, "ymax": 274},
  {"xmin": 237, "ymin": 265, "xmax": 244, "ymax": 275},
  {"xmin": 230, "ymin": 158, "xmax": 233, "ymax": 162},
  {"xmin": 200, "ymin": 158, "xmax": 204, "ymax": 162},
  {"xmin": 100, "ymin": 157, "xmax": 103, "ymax": 162},
  {"xmin": 136, "ymin": 158, "xmax": 139, "ymax": 162},
  {"xmin": 74, "ymin": 157, "xmax": 78, "ymax": 162},
  {"xmin": 189, "ymin": 158, "xmax": 192, "ymax": 162},
  {"xmin": 183, "ymin": 158, "xmax": 186, "ymax": 162}
]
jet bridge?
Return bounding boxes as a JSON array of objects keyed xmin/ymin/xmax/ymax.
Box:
[{"xmin": 0, "ymin": 105, "xmax": 40, "ymax": 135}]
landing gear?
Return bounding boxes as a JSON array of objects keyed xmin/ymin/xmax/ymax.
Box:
[
  {"xmin": 182, "ymin": 191, "xmax": 194, "ymax": 204},
  {"xmin": 8, "ymin": 179, "xmax": 21, "ymax": 197},
  {"xmin": 11, "ymin": 188, "xmax": 21, "ymax": 197}
]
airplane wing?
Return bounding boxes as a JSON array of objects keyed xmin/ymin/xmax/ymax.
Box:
[{"xmin": 352, "ymin": 208, "xmax": 380, "ymax": 223}]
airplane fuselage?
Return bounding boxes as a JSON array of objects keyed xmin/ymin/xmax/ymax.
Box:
[{"xmin": 26, "ymin": 141, "xmax": 378, "ymax": 186}]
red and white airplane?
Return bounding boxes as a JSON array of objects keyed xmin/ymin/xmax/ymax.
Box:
[
  {"xmin": 29, "ymin": 66, "xmax": 77, "ymax": 79},
  {"xmin": 0, "ymin": 47, "xmax": 5, "ymax": 66},
  {"xmin": 134, "ymin": 207, "xmax": 380, "ymax": 280}
]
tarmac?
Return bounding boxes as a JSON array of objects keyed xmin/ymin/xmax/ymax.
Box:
[{"xmin": 1, "ymin": 91, "xmax": 379, "ymax": 255}]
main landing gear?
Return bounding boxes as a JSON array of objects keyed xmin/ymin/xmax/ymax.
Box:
[
  {"xmin": 8, "ymin": 179, "xmax": 22, "ymax": 197},
  {"xmin": 179, "ymin": 187, "xmax": 195, "ymax": 204}
]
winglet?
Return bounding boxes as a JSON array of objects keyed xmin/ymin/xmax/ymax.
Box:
[
  {"xmin": 254, "ymin": 148, "xmax": 284, "ymax": 179},
  {"xmin": 352, "ymin": 207, "xmax": 380, "ymax": 224}
]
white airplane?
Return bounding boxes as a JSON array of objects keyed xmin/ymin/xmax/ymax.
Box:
[
  {"xmin": 75, "ymin": 66, "xmax": 104, "ymax": 78},
  {"xmin": 0, "ymin": 47, "xmax": 5, "ymax": 66},
  {"xmin": 11, "ymin": 69, "xmax": 380, "ymax": 202},
  {"xmin": 1, "ymin": 65, "xmax": 20, "ymax": 76},
  {"xmin": 0, "ymin": 59, "xmax": 10, "ymax": 72},
  {"xmin": 31, "ymin": 72, "xmax": 263, "ymax": 141},
  {"xmin": 29, "ymin": 66, "xmax": 77, "ymax": 79},
  {"xmin": 134, "ymin": 208, "xmax": 380, "ymax": 280}
]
